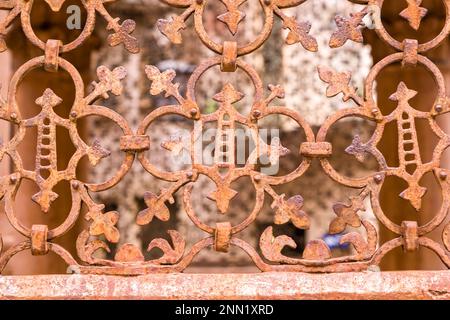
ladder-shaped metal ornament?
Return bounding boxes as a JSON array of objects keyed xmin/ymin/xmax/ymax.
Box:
[
  {"xmin": 389, "ymin": 82, "xmax": 427, "ymax": 211},
  {"xmin": 30, "ymin": 89, "xmax": 62, "ymax": 212},
  {"xmin": 213, "ymin": 84, "xmax": 242, "ymax": 169}
]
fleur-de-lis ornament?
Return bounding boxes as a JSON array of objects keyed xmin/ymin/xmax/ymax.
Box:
[{"xmin": 400, "ymin": 0, "xmax": 428, "ymax": 30}]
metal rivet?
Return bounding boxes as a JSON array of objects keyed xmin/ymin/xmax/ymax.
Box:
[
  {"xmin": 435, "ymin": 104, "xmax": 443, "ymax": 113},
  {"xmin": 374, "ymin": 174, "xmax": 383, "ymax": 184},
  {"xmin": 190, "ymin": 108, "xmax": 198, "ymax": 116},
  {"xmin": 70, "ymin": 111, "xmax": 78, "ymax": 118},
  {"xmin": 71, "ymin": 181, "xmax": 79, "ymax": 189},
  {"xmin": 440, "ymin": 171, "xmax": 447, "ymax": 180},
  {"xmin": 252, "ymin": 110, "xmax": 261, "ymax": 118},
  {"xmin": 10, "ymin": 112, "xmax": 17, "ymax": 120}
]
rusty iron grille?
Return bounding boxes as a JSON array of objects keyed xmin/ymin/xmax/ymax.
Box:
[{"xmin": 0, "ymin": 0, "xmax": 449, "ymax": 275}]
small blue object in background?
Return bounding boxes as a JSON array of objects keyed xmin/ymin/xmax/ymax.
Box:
[{"xmin": 322, "ymin": 233, "xmax": 350, "ymax": 250}]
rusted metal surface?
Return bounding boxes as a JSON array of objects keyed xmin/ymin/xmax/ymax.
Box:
[
  {"xmin": 0, "ymin": 271, "xmax": 449, "ymax": 299},
  {"xmin": 0, "ymin": 0, "xmax": 449, "ymax": 276}
]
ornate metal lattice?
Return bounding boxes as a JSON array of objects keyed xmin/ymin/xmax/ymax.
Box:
[{"xmin": 0, "ymin": 0, "xmax": 449, "ymax": 274}]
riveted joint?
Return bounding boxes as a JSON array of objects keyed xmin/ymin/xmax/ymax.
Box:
[
  {"xmin": 221, "ymin": 41, "xmax": 238, "ymax": 72},
  {"xmin": 44, "ymin": 39, "xmax": 62, "ymax": 72},
  {"xmin": 401, "ymin": 221, "xmax": 418, "ymax": 252},
  {"xmin": 402, "ymin": 39, "xmax": 418, "ymax": 67},
  {"xmin": 120, "ymin": 135, "xmax": 150, "ymax": 152},
  {"xmin": 300, "ymin": 142, "xmax": 332, "ymax": 158},
  {"xmin": 431, "ymin": 97, "xmax": 449, "ymax": 116},
  {"xmin": 214, "ymin": 222, "xmax": 232, "ymax": 252},
  {"xmin": 31, "ymin": 224, "xmax": 49, "ymax": 256}
]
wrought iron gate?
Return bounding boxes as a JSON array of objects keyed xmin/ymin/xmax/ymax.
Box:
[{"xmin": 0, "ymin": 0, "xmax": 449, "ymax": 276}]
